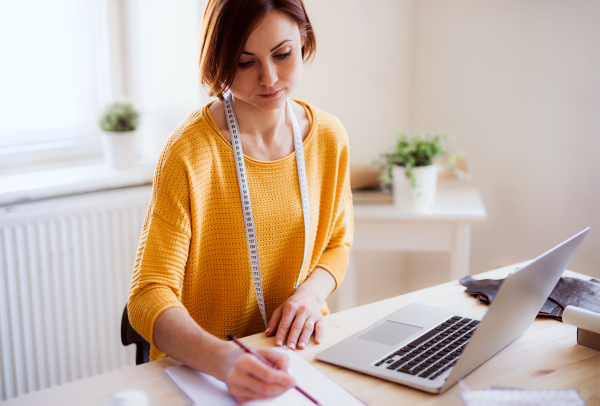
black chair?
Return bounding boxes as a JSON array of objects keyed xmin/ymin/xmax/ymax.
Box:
[{"xmin": 121, "ymin": 304, "xmax": 150, "ymax": 365}]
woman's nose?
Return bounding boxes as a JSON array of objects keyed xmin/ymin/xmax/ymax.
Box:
[{"xmin": 258, "ymin": 62, "xmax": 278, "ymax": 87}]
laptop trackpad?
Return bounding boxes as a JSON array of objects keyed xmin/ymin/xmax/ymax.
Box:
[{"xmin": 357, "ymin": 320, "xmax": 423, "ymax": 346}]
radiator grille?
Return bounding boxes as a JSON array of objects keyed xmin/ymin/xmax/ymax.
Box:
[{"xmin": 0, "ymin": 186, "xmax": 152, "ymax": 400}]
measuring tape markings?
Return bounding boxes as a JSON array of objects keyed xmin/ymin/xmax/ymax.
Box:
[
  {"xmin": 223, "ymin": 92, "xmax": 310, "ymax": 329},
  {"xmin": 290, "ymin": 100, "xmax": 311, "ymax": 292}
]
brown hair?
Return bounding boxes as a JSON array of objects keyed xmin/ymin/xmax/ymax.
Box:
[{"xmin": 199, "ymin": 0, "xmax": 316, "ymax": 100}]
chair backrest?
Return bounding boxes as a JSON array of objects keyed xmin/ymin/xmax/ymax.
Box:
[{"xmin": 121, "ymin": 304, "xmax": 150, "ymax": 365}]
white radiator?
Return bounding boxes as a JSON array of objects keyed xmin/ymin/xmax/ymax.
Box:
[{"xmin": 0, "ymin": 186, "xmax": 152, "ymax": 401}]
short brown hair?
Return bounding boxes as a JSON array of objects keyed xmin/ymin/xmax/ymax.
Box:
[{"xmin": 199, "ymin": 0, "xmax": 316, "ymax": 100}]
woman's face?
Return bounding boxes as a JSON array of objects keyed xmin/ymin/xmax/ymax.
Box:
[{"xmin": 230, "ymin": 11, "xmax": 304, "ymax": 111}]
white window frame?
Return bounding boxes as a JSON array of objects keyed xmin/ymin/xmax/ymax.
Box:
[{"xmin": 0, "ymin": 0, "xmax": 127, "ymax": 174}]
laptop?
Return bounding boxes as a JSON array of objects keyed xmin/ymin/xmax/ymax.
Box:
[{"xmin": 316, "ymin": 228, "xmax": 589, "ymax": 394}]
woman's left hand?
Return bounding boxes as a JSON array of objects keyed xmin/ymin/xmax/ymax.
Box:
[{"xmin": 265, "ymin": 267, "xmax": 336, "ymax": 350}]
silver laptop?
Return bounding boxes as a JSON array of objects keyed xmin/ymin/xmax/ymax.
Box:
[{"xmin": 316, "ymin": 228, "xmax": 589, "ymax": 393}]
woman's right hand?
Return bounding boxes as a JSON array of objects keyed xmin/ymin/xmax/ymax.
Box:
[{"xmin": 221, "ymin": 347, "xmax": 296, "ymax": 404}]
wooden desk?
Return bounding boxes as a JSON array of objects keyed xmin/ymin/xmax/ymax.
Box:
[
  {"xmin": 337, "ymin": 183, "xmax": 487, "ymax": 310},
  {"xmin": 4, "ymin": 263, "xmax": 599, "ymax": 406}
]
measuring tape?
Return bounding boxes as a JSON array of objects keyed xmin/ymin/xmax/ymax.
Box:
[{"xmin": 223, "ymin": 91, "xmax": 311, "ymax": 329}]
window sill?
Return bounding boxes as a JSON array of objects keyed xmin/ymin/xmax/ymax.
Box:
[
  {"xmin": 0, "ymin": 162, "xmax": 155, "ymax": 207},
  {"xmin": 0, "ymin": 139, "xmax": 104, "ymax": 175}
]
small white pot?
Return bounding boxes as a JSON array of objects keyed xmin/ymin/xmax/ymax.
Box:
[
  {"xmin": 101, "ymin": 130, "xmax": 136, "ymax": 169},
  {"xmin": 392, "ymin": 163, "xmax": 439, "ymax": 210}
]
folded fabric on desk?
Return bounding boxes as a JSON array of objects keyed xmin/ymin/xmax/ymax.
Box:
[{"xmin": 459, "ymin": 275, "xmax": 600, "ymax": 320}]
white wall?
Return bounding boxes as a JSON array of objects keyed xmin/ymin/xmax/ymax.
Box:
[
  {"xmin": 294, "ymin": 0, "xmax": 414, "ymax": 164},
  {"xmin": 410, "ymin": 0, "xmax": 600, "ymax": 278},
  {"xmin": 126, "ymin": 0, "xmax": 207, "ymax": 163}
]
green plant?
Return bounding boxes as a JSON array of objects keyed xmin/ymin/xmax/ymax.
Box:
[
  {"xmin": 375, "ymin": 131, "xmax": 465, "ymax": 188},
  {"xmin": 98, "ymin": 101, "xmax": 139, "ymax": 132}
]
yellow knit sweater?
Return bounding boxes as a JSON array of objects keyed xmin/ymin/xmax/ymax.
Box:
[{"xmin": 128, "ymin": 100, "xmax": 353, "ymax": 361}]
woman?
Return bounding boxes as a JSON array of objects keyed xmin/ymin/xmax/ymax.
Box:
[{"xmin": 128, "ymin": 0, "xmax": 353, "ymax": 402}]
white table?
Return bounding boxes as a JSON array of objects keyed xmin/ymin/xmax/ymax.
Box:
[{"xmin": 337, "ymin": 182, "xmax": 487, "ymax": 310}]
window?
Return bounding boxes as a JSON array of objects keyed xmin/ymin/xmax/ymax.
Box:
[{"xmin": 0, "ymin": 0, "xmax": 112, "ymax": 151}]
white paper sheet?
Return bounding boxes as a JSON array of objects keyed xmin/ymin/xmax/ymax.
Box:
[{"xmin": 165, "ymin": 347, "xmax": 365, "ymax": 405}]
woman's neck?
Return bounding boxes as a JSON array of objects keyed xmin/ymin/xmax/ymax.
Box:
[{"xmin": 231, "ymin": 96, "xmax": 289, "ymax": 143}]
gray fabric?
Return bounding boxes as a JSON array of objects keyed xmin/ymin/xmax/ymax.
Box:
[{"xmin": 459, "ymin": 276, "xmax": 600, "ymax": 321}]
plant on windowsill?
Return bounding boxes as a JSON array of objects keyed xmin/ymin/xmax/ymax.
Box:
[
  {"xmin": 375, "ymin": 131, "xmax": 466, "ymax": 210},
  {"xmin": 98, "ymin": 100, "xmax": 140, "ymax": 169}
]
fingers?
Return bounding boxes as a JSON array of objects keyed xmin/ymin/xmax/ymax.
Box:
[
  {"xmin": 314, "ymin": 319, "xmax": 324, "ymax": 344},
  {"xmin": 266, "ymin": 306, "xmax": 282, "ymax": 337},
  {"xmin": 276, "ymin": 303, "xmax": 312, "ymax": 350},
  {"xmin": 230, "ymin": 370, "xmax": 287, "ymax": 400},
  {"xmin": 227, "ymin": 352, "xmax": 295, "ymax": 403},
  {"xmin": 297, "ymin": 319, "xmax": 315, "ymax": 349},
  {"xmin": 275, "ymin": 304, "xmax": 298, "ymax": 347},
  {"xmin": 271, "ymin": 287, "xmax": 327, "ymax": 350},
  {"xmin": 256, "ymin": 348, "xmax": 290, "ymax": 372},
  {"xmin": 285, "ymin": 306, "xmax": 310, "ymax": 350},
  {"xmin": 245, "ymin": 355, "xmax": 294, "ymax": 387},
  {"xmin": 274, "ymin": 302, "xmax": 324, "ymax": 350}
]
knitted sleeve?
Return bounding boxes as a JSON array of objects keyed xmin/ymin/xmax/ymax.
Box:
[
  {"xmin": 315, "ymin": 130, "xmax": 354, "ymax": 292},
  {"xmin": 316, "ymin": 180, "xmax": 354, "ymax": 292},
  {"xmin": 128, "ymin": 140, "xmax": 193, "ymax": 348}
]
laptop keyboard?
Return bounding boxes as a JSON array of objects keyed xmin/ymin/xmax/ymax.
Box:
[{"xmin": 374, "ymin": 316, "xmax": 479, "ymax": 380}]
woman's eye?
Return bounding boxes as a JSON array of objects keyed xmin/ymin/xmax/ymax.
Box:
[
  {"xmin": 237, "ymin": 61, "xmax": 254, "ymax": 69},
  {"xmin": 237, "ymin": 51, "xmax": 290, "ymax": 69},
  {"xmin": 274, "ymin": 51, "xmax": 291, "ymax": 60}
]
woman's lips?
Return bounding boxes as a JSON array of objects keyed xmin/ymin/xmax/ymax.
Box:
[{"xmin": 258, "ymin": 89, "xmax": 282, "ymax": 99}]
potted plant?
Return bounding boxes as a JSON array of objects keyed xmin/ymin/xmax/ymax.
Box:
[
  {"xmin": 98, "ymin": 100, "xmax": 140, "ymax": 169},
  {"xmin": 377, "ymin": 131, "xmax": 465, "ymax": 210}
]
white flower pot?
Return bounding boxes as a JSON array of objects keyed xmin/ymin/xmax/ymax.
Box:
[
  {"xmin": 101, "ymin": 130, "xmax": 136, "ymax": 169},
  {"xmin": 392, "ymin": 163, "xmax": 439, "ymax": 210}
]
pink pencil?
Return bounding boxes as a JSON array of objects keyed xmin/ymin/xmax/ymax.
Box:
[{"xmin": 226, "ymin": 333, "xmax": 322, "ymax": 406}]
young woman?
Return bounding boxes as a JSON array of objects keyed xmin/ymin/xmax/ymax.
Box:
[{"xmin": 128, "ymin": 0, "xmax": 353, "ymax": 402}]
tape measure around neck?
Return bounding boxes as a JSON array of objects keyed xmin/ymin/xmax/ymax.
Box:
[{"xmin": 223, "ymin": 92, "xmax": 311, "ymax": 330}]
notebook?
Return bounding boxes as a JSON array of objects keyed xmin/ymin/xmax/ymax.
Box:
[{"xmin": 164, "ymin": 347, "xmax": 365, "ymax": 405}]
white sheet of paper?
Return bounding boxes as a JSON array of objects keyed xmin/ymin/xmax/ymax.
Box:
[{"xmin": 164, "ymin": 347, "xmax": 365, "ymax": 405}]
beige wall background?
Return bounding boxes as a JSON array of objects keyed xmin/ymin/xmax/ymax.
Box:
[
  {"xmin": 295, "ymin": 0, "xmax": 600, "ymax": 307},
  {"xmin": 294, "ymin": 0, "xmax": 414, "ymax": 163}
]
